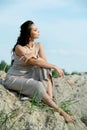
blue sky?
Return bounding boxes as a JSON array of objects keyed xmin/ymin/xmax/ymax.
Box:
[{"xmin": 0, "ymin": 0, "xmax": 87, "ymax": 73}]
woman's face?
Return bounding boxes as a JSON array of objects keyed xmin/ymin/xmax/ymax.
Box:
[{"xmin": 30, "ymin": 24, "xmax": 40, "ymax": 40}]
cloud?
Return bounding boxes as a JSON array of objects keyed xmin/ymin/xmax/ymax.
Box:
[
  {"xmin": 1, "ymin": 0, "xmax": 87, "ymax": 13},
  {"xmin": 0, "ymin": 0, "xmax": 87, "ymax": 26},
  {"xmin": 47, "ymin": 49, "xmax": 87, "ymax": 57}
]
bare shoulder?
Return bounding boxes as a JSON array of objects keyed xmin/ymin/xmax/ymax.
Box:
[
  {"xmin": 37, "ymin": 42, "xmax": 44, "ymax": 49},
  {"xmin": 15, "ymin": 45, "xmax": 26, "ymax": 56},
  {"xmin": 38, "ymin": 42, "xmax": 42, "ymax": 46}
]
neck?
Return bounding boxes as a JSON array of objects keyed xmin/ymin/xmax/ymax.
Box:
[{"xmin": 27, "ymin": 40, "xmax": 34, "ymax": 47}]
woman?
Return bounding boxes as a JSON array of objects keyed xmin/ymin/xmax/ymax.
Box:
[{"xmin": 4, "ymin": 20, "xmax": 74, "ymax": 122}]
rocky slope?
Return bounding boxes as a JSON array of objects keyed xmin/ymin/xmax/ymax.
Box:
[{"xmin": 0, "ymin": 71, "xmax": 87, "ymax": 130}]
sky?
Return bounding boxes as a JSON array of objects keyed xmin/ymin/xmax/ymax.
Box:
[{"xmin": 0, "ymin": 0, "xmax": 87, "ymax": 73}]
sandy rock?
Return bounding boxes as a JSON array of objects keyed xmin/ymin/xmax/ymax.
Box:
[{"xmin": 0, "ymin": 71, "xmax": 87, "ymax": 130}]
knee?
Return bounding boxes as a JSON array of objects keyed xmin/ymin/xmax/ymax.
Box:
[
  {"xmin": 32, "ymin": 81, "xmax": 46, "ymax": 102},
  {"xmin": 35, "ymin": 81, "xmax": 44, "ymax": 92}
]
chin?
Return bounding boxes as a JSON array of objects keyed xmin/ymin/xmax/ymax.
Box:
[
  {"xmin": 36, "ymin": 36, "xmax": 39, "ymax": 39},
  {"xmin": 34, "ymin": 35, "xmax": 40, "ymax": 39}
]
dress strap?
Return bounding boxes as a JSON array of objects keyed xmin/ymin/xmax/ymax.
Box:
[{"xmin": 35, "ymin": 43, "xmax": 39, "ymax": 57}]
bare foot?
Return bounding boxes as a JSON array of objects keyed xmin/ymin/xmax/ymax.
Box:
[
  {"xmin": 63, "ymin": 114, "xmax": 74, "ymax": 123},
  {"xmin": 59, "ymin": 108, "xmax": 74, "ymax": 123}
]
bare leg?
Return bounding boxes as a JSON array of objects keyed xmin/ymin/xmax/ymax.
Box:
[
  {"xmin": 42, "ymin": 93, "xmax": 74, "ymax": 123},
  {"xmin": 47, "ymin": 78, "xmax": 53, "ymax": 99}
]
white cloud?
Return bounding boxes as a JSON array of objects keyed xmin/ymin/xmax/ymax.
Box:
[
  {"xmin": 47, "ymin": 49, "xmax": 87, "ymax": 56},
  {"xmin": 0, "ymin": 0, "xmax": 87, "ymax": 26}
]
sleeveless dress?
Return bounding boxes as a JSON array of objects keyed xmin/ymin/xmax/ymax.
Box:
[{"xmin": 4, "ymin": 43, "xmax": 53, "ymax": 102}]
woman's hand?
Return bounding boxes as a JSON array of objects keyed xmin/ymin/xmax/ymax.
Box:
[
  {"xmin": 19, "ymin": 44, "xmax": 37, "ymax": 63},
  {"xmin": 19, "ymin": 53, "xmax": 37, "ymax": 63},
  {"xmin": 55, "ymin": 67, "xmax": 64, "ymax": 77}
]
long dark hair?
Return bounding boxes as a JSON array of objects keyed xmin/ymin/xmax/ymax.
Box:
[{"xmin": 12, "ymin": 20, "xmax": 34, "ymax": 52}]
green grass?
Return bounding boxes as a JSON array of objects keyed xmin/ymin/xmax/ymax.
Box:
[
  {"xmin": 60, "ymin": 98, "xmax": 78, "ymax": 127},
  {"xmin": 60, "ymin": 99, "xmax": 79, "ymax": 115},
  {"xmin": 62, "ymin": 120, "xmax": 66, "ymax": 130},
  {"xmin": 80, "ymin": 115, "xmax": 87, "ymax": 126},
  {"xmin": 0, "ymin": 107, "xmax": 25, "ymax": 130},
  {"xmin": 0, "ymin": 98, "xmax": 78, "ymax": 130}
]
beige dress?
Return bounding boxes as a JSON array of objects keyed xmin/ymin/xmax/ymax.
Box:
[{"xmin": 4, "ymin": 43, "xmax": 53, "ymax": 102}]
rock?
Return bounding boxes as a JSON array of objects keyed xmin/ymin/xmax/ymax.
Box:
[
  {"xmin": 53, "ymin": 74, "xmax": 87, "ymax": 130},
  {"xmin": 0, "ymin": 71, "xmax": 6, "ymax": 85},
  {"xmin": 0, "ymin": 71, "xmax": 87, "ymax": 130}
]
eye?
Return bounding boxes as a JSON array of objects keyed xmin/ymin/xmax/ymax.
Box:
[
  {"xmin": 34, "ymin": 28, "xmax": 38, "ymax": 31},
  {"xmin": 34, "ymin": 29, "xmax": 37, "ymax": 31}
]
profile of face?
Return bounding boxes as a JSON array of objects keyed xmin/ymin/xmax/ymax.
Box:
[{"xmin": 30, "ymin": 24, "xmax": 40, "ymax": 40}]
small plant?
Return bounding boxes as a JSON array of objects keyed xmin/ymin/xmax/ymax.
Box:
[
  {"xmin": 80, "ymin": 115, "xmax": 87, "ymax": 126},
  {"xmin": 62, "ymin": 120, "xmax": 66, "ymax": 130},
  {"xmin": 71, "ymin": 71, "xmax": 81, "ymax": 75},
  {"xmin": 0, "ymin": 109, "xmax": 10, "ymax": 129},
  {"xmin": 0, "ymin": 107, "xmax": 25, "ymax": 130},
  {"xmin": 60, "ymin": 99, "xmax": 79, "ymax": 114},
  {"xmin": 52, "ymin": 69, "xmax": 70, "ymax": 78},
  {"xmin": 0, "ymin": 60, "xmax": 11, "ymax": 72},
  {"xmin": 52, "ymin": 69, "xmax": 58, "ymax": 78}
]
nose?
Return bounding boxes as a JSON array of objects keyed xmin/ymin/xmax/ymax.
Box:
[{"xmin": 38, "ymin": 30, "xmax": 39, "ymax": 34}]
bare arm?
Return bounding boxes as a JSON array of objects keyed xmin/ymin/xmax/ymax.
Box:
[
  {"xmin": 15, "ymin": 44, "xmax": 64, "ymax": 77},
  {"xmin": 15, "ymin": 45, "xmax": 56, "ymax": 70},
  {"xmin": 38, "ymin": 43, "xmax": 47, "ymax": 61},
  {"xmin": 29, "ymin": 57, "xmax": 55, "ymax": 69},
  {"xmin": 15, "ymin": 44, "xmax": 37, "ymax": 61},
  {"xmin": 28, "ymin": 57, "xmax": 64, "ymax": 77}
]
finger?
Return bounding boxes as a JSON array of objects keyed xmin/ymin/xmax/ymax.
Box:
[
  {"xmin": 60, "ymin": 72, "xmax": 64, "ymax": 77},
  {"xmin": 59, "ymin": 73, "xmax": 62, "ymax": 77},
  {"xmin": 32, "ymin": 56, "xmax": 37, "ymax": 59},
  {"xmin": 24, "ymin": 55, "xmax": 37, "ymax": 63},
  {"xmin": 19, "ymin": 56, "xmax": 25, "ymax": 61},
  {"xmin": 24, "ymin": 58, "xmax": 28, "ymax": 63},
  {"xmin": 62, "ymin": 72, "xmax": 64, "ymax": 77},
  {"xmin": 61, "ymin": 71, "xmax": 64, "ymax": 76}
]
